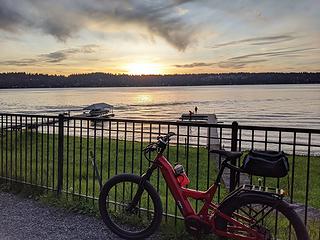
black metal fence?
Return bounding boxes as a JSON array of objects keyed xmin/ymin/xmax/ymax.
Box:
[{"xmin": 0, "ymin": 113, "xmax": 319, "ymax": 238}]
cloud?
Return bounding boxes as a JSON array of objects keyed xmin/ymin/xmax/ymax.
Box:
[
  {"xmin": 211, "ymin": 35, "xmax": 296, "ymax": 48},
  {"xmin": 40, "ymin": 44, "xmax": 99, "ymax": 63},
  {"xmin": 228, "ymin": 47, "xmax": 316, "ymax": 60},
  {"xmin": 0, "ymin": 1, "xmax": 26, "ymax": 32},
  {"xmin": 174, "ymin": 62, "xmax": 214, "ymax": 68},
  {"xmin": 174, "ymin": 47, "xmax": 318, "ymax": 69},
  {"xmin": 0, "ymin": 59, "xmax": 39, "ymax": 66},
  {"xmin": 218, "ymin": 47, "xmax": 317, "ymax": 69},
  {"xmin": 218, "ymin": 59, "xmax": 268, "ymax": 69},
  {"xmin": 0, "ymin": 0, "xmax": 197, "ymax": 51},
  {"xmin": 0, "ymin": 45, "xmax": 99, "ymax": 66}
]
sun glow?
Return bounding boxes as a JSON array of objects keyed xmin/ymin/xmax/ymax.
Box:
[
  {"xmin": 126, "ymin": 63, "xmax": 162, "ymax": 75},
  {"xmin": 136, "ymin": 94, "xmax": 153, "ymax": 104}
]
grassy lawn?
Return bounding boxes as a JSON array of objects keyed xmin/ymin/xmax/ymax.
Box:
[
  {"xmin": 0, "ymin": 130, "xmax": 220, "ymax": 215},
  {"xmin": 0, "ymin": 130, "xmax": 319, "ymax": 237}
]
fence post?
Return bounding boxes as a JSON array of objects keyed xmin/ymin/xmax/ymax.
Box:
[
  {"xmin": 57, "ymin": 114, "xmax": 64, "ymax": 195},
  {"xmin": 230, "ymin": 121, "xmax": 238, "ymax": 192}
]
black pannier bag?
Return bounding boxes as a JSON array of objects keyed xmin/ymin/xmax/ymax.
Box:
[{"xmin": 241, "ymin": 150, "xmax": 289, "ymax": 178}]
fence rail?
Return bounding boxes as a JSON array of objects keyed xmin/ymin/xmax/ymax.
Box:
[{"xmin": 0, "ymin": 113, "xmax": 319, "ymax": 238}]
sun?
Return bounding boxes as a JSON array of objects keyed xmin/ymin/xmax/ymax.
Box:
[{"xmin": 126, "ymin": 63, "xmax": 162, "ymax": 75}]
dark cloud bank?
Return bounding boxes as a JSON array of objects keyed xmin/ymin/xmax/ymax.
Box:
[{"xmin": 0, "ymin": 0, "xmax": 196, "ymax": 51}]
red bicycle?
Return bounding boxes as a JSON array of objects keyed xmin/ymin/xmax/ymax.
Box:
[{"xmin": 99, "ymin": 132, "xmax": 309, "ymax": 239}]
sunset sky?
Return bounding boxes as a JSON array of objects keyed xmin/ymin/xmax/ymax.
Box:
[{"xmin": 0, "ymin": 0, "xmax": 319, "ymax": 75}]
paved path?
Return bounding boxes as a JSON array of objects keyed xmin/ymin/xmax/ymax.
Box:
[{"xmin": 0, "ymin": 192, "xmax": 121, "ymax": 240}]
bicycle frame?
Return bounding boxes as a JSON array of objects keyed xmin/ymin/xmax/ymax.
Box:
[{"xmin": 144, "ymin": 153, "xmax": 265, "ymax": 240}]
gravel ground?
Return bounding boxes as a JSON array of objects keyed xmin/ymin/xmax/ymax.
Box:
[{"xmin": 0, "ymin": 192, "xmax": 122, "ymax": 240}]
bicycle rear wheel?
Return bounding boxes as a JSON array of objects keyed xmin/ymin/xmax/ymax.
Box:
[
  {"xmin": 99, "ymin": 173, "xmax": 163, "ymax": 239},
  {"xmin": 215, "ymin": 193, "xmax": 309, "ymax": 240}
]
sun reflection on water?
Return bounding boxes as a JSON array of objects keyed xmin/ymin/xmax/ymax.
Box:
[{"xmin": 135, "ymin": 94, "xmax": 153, "ymax": 104}]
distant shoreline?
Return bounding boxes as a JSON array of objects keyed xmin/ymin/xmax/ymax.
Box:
[
  {"xmin": 1, "ymin": 72, "xmax": 319, "ymax": 89},
  {"xmin": 1, "ymin": 82, "xmax": 320, "ymax": 90}
]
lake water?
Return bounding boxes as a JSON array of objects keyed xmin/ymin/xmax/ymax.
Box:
[{"xmin": 0, "ymin": 84, "xmax": 319, "ymax": 129}]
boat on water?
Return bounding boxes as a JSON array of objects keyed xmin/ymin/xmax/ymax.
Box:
[{"xmin": 83, "ymin": 103, "xmax": 114, "ymax": 118}]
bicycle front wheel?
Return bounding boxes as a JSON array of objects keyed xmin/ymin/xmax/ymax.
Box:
[
  {"xmin": 99, "ymin": 173, "xmax": 163, "ymax": 239},
  {"xmin": 215, "ymin": 193, "xmax": 309, "ymax": 240}
]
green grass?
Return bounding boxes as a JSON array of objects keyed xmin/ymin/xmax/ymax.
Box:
[{"xmin": 0, "ymin": 130, "xmax": 220, "ymax": 215}]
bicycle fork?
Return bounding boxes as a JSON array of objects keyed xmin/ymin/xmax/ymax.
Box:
[{"xmin": 126, "ymin": 164, "xmax": 158, "ymax": 211}]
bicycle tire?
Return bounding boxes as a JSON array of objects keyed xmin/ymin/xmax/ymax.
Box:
[
  {"xmin": 215, "ymin": 192, "xmax": 309, "ymax": 240},
  {"xmin": 99, "ymin": 173, "xmax": 163, "ymax": 239}
]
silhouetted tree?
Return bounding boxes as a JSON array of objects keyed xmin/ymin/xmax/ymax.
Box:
[{"xmin": 0, "ymin": 72, "xmax": 319, "ymax": 88}]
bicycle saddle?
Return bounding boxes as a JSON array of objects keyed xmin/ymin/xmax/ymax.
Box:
[{"xmin": 210, "ymin": 149, "xmax": 242, "ymax": 159}]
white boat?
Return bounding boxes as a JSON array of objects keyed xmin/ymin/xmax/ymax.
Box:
[{"xmin": 83, "ymin": 103, "xmax": 114, "ymax": 118}]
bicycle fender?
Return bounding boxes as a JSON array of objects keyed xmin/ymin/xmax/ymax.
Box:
[{"xmin": 218, "ymin": 188, "xmax": 283, "ymax": 210}]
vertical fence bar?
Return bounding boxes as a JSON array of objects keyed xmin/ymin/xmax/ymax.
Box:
[
  {"xmin": 72, "ymin": 119, "xmax": 76, "ymax": 195},
  {"xmin": 230, "ymin": 121, "xmax": 238, "ymax": 192},
  {"xmin": 35, "ymin": 117, "xmax": 38, "ymax": 185},
  {"xmin": 40, "ymin": 117, "xmax": 44, "ymax": 186},
  {"xmin": 46, "ymin": 117, "xmax": 49, "ymax": 188},
  {"xmin": 1, "ymin": 115, "xmax": 3, "ymax": 177},
  {"xmin": 57, "ymin": 114, "xmax": 64, "ymax": 195},
  {"xmin": 86, "ymin": 120, "xmax": 89, "ymax": 199},
  {"xmin": 288, "ymin": 131, "xmax": 297, "ymax": 239},
  {"xmin": 207, "ymin": 126, "xmax": 211, "ymax": 189},
  {"xmin": 274, "ymin": 130, "xmax": 282, "ymax": 237},
  {"xmin": 122, "ymin": 122, "xmax": 127, "ymax": 204},
  {"xmin": 100, "ymin": 121, "xmax": 104, "ymax": 187},
  {"xmin": 20, "ymin": 116, "xmax": 23, "ymax": 181},
  {"xmin": 29, "ymin": 117, "xmax": 33, "ymax": 184},
  {"xmin": 114, "ymin": 121, "xmax": 119, "ymax": 207},
  {"xmin": 263, "ymin": 130, "xmax": 268, "ymax": 187},
  {"xmin": 290, "ymin": 132, "xmax": 296, "ymax": 204},
  {"xmin": 52, "ymin": 118, "xmax": 56, "ymax": 189},
  {"xmin": 174, "ymin": 125, "xmax": 180, "ymax": 224},
  {"xmin": 130, "ymin": 122, "xmax": 135, "ymax": 199},
  {"xmin": 24, "ymin": 116, "xmax": 28, "ymax": 182},
  {"xmin": 93, "ymin": 120, "xmax": 97, "ymax": 203},
  {"xmin": 304, "ymin": 132, "xmax": 311, "ymax": 225},
  {"xmin": 196, "ymin": 126, "xmax": 200, "ymax": 212},
  {"xmin": 115, "ymin": 121, "xmax": 119, "ymax": 176},
  {"xmin": 107, "ymin": 120, "xmax": 111, "ymax": 180},
  {"xmin": 165, "ymin": 124, "xmax": 170, "ymax": 221},
  {"xmin": 79, "ymin": 119, "xmax": 83, "ymax": 196},
  {"xmin": 10, "ymin": 116, "xmax": 13, "ymax": 180},
  {"xmin": 66, "ymin": 118, "xmax": 70, "ymax": 195},
  {"xmin": 217, "ymin": 127, "xmax": 223, "ymax": 202},
  {"xmin": 237, "ymin": 128, "xmax": 242, "ymax": 187},
  {"xmin": 157, "ymin": 124, "xmax": 161, "ymax": 192}
]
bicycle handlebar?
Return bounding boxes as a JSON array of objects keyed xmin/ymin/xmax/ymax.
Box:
[
  {"xmin": 143, "ymin": 132, "xmax": 176, "ymax": 161},
  {"xmin": 157, "ymin": 132, "xmax": 175, "ymax": 143}
]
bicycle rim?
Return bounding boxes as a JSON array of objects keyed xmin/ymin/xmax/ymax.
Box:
[{"xmin": 103, "ymin": 180, "xmax": 158, "ymax": 234}]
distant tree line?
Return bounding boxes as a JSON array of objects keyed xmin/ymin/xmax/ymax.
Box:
[{"xmin": 0, "ymin": 72, "xmax": 319, "ymax": 88}]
